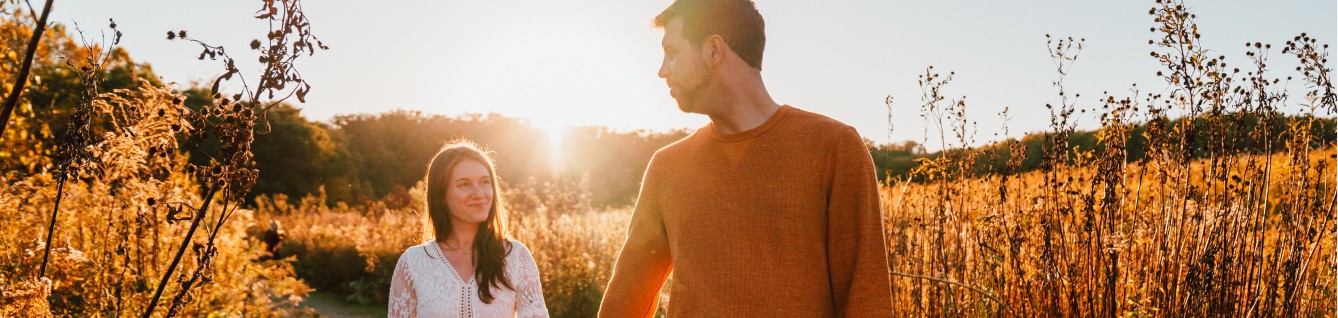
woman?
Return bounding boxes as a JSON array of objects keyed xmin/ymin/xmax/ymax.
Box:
[{"xmin": 388, "ymin": 141, "xmax": 549, "ymax": 318}]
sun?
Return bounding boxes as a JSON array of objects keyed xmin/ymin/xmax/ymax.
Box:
[
  {"xmin": 532, "ymin": 120, "xmax": 571, "ymax": 174},
  {"xmin": 440, "ymin": 24, "xmax": 671, "ymax": 144}
]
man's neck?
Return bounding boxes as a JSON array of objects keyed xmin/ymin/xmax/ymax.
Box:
[{"xmin": 705, "ymin": 77, "xmax": 781, "ymax": 135}]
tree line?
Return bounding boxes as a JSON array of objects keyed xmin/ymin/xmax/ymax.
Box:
[{"xmin": 874, "ymin": 113, "xmax": 1334, "ymax": 183}]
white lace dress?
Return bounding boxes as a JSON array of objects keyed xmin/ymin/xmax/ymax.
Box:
[{"xmin": 388, "ymin": 240, "xmax": 549, "ymax": 318}]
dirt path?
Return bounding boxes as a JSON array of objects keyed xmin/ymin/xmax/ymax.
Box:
[{"xmin": 302, "ymin": 291, "xmax": 387, "ymax": 318}]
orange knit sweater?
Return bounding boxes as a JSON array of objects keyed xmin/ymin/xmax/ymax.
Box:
[{"xmin": 599, "ymin": 105, "xmax": 893, "ymax": 317}]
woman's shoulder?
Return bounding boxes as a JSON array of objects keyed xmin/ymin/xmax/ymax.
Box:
[
  {"xmin": 503, "ymin": 240, "xmax": 540, "ymax": 275},
  {"xmin": 505, "ymin": 239, "xmax": 533, "ymax": 258},
  {"xmin": 397, "ymin": 241, "xmax": 436, "ymax": 262}
]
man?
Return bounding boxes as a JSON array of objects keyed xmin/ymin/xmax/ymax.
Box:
[
  {"xmin": 262, "ymin": 220, "xmax": 286, "ymax": 260},
  {"xmin": 599, "ymin": 0, "xmax": 893, "ymax": 317}
]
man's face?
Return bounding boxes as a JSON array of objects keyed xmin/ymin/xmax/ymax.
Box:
[{"xmin": 659, "ymin": 17, "xmax": 713, "ymax": 114}]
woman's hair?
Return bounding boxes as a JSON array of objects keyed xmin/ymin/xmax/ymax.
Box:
[{"xmin": 425, "ymin": 140, "xmax": 513, "ymax": 303}]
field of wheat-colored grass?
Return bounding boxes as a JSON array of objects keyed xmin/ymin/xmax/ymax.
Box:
[
  {"xmin": 232, "ymin": 144, "xmax": 1334, "ymax": 317},
  {"xmin": 2, "ymin": 0, "xmax": 1333, "ymax": 317},
  {"xmin": 885, "ymin": 148, "xmax": 1335, "ymax": 316}
]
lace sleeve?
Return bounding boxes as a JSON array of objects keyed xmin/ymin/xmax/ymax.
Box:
[
  {"xmin": 513, "ymin": 244, "xmax": 550, "ymax": 318},
  {"xmin": 388, "ymin": 250, "xmax": 418, "ymax": 318}
]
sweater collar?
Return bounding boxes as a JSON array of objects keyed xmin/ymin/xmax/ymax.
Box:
[{"xmin": 707, "ymin": 105, "xmax": 793, "ymax": 143}]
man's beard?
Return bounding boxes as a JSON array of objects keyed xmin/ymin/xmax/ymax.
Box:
[{"xmin": 674, "ymin": 62, "xmax": 714, "ymax": 114}]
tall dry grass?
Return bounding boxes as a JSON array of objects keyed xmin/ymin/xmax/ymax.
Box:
[
  {"xmin": 882, "ymin": 1, "xmax": 1336, "ymax": 316},
  {"xmin": 0, "ymin": 0, "xmax": 326, "ymax": 316},
  {"xmin": 0, "ymin": 80, "xmax": 315, "ymax": 317},
  {"xmin": 886, "ymin": 148, "xmax": 1334, "ymax": 316}
]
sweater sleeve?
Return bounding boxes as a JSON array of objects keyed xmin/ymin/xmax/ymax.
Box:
[
  {"xmin": 599, "ymin": 154, "xmax": 672, "ymax": 318},
  {"xmin": 826, "ymin": 127, "xmax": 894, "ymax": 317}
]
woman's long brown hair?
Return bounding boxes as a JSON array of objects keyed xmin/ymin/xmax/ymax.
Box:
[{"xmin": 425, "ymin": 140, "xmax": 513, "ymax": 303}]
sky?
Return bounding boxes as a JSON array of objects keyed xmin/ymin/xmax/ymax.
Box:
[{"xmin": 54, "ymin": 0, "xmax": 1337, "ymax": 150}]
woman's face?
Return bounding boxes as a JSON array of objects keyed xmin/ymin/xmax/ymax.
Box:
[{"xmin": 445, "ymin": 159, "xmax": 494, "ymax": 226}]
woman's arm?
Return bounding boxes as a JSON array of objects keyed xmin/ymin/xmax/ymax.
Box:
[
  {"xmin": 513, "ymin": 244, "xmax": 551, "ymax": 318},
  {"xmin": 388, "ymin": 249, "xmax": 418, "ymax": 318}
]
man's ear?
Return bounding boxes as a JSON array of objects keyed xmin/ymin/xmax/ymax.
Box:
[{"xmin": 703, "ymin": 34, "xmax": 727, "ymax": 66}]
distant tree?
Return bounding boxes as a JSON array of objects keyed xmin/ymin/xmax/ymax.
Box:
[
  {"xmin": 869, "ymin": 140, "xmax": 924, "ymax": 183},
  {"xmin": 249, "ymin": 103, "xmax": 335, "ymax": 202},
  {"xmin": 329, "ymin": 110, "xmax": 552, "ymax": 205},
  {"xmin": 560, "ymin": 127, "xmax": 688, "ymax": 207},
  {"xmin": 873, "ymin": 113, "xmax": 1334, "ymax": 184}
]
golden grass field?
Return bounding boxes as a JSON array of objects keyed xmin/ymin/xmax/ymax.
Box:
[
  {"xmin": 267, "ymin": 146, "xmax": 1334, "ymax": 317},
  {"xmin": 2, "ymin": 147, "xmax": 1333, "ymax": 317},
  {"xmin": 1, "ymin": 0, "xmax": 1333, "ymax": 316}
]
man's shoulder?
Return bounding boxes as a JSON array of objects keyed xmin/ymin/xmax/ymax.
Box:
[
  {"xmin": 648, "ymin": 126, "xmax": 706, "ymax": 162},
  {"xmin": 780, "ymin": 105, "xmax": 862, "ymax": 143}
]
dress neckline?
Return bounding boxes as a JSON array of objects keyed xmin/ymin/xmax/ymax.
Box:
[{"xmin": 427, "ymin": 242, "xmax": 475, "ymax": 284}]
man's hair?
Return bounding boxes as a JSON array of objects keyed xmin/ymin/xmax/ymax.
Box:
[{"xmin": 654, "ymin": 0, "xmax": 766, "ymax": 70}]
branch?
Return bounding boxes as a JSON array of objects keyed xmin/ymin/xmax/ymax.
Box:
[
  {"xmin": 141, "ymin": 185, "xmax": 218, "ymax": 318},
  {"xmin": 36, "ymin": 172, "xmax": 67, "ymax": 278},
  {"xmin": 0, "ymin": 0, "xmax": 53, "ymax": 137}
]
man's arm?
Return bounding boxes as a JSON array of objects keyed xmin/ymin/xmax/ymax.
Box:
[
  {"xmin": 599, "ymin": 155, "xmax": 673, "ymax": 318},
  {"xmin": 827, "ymin": 127, "xmax": 893, "ymax": 316}
]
